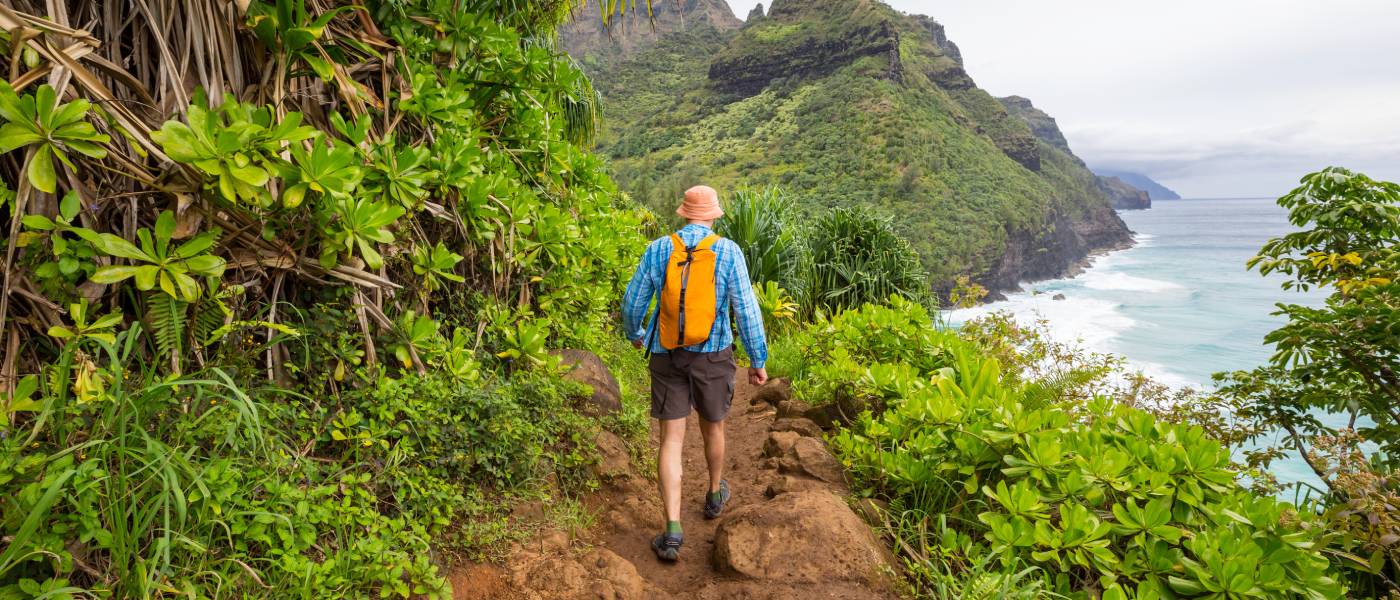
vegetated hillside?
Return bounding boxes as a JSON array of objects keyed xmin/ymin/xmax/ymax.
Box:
[
  {"xmin": 1095, "ymin": 168, "xmax": 1184, "ymax": 200},
  {"xmin": 997, "ymin": 95, "xmax": 1151, "ymax": 210},
  {"xmin": 565, "ymin": 0, "xmax": 1133, "ymax": 294}
]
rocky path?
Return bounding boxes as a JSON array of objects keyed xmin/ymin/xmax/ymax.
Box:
[{"xmin": 448, "ymin": 375, "xmax": 902, "ymax": 600}]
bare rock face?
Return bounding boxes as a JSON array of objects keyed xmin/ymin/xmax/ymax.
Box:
[
  {"xmin": 553, "ymin": 349, "xmax": 622, "ymax": 417},
  {"xmin": 713, "ymin": 490, "xmax": 894, "ymax": 585},
  {"xmin": 584, "ymin": 548, "xmax": 647, "ymax": 600},
  {"xmin": 560, "ymin": 0, "xmax": 742, "ymax": 59},
  {"xmin": 764, "ymin": 474, "xmax": 827, "ymax": 498}
]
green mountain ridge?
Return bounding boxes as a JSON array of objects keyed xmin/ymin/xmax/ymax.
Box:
[{"xmin": 565, "ymin": 0, "xmax": 1133, "ymax": 294}]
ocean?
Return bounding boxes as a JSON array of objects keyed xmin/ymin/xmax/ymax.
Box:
[{"xmin": 949, "ymin": 197, "xmax": 1330, "ymax": 490}]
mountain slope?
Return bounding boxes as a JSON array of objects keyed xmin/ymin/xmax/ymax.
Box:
[{"xmin": 567, "ymin": 0, "xmax": 1131, "ymax": 293}]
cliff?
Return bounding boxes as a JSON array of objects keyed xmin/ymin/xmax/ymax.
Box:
[
  {"xmin": 1098, "ymin": 175, "xmax": 1152, "ymax": 210},
  {"xmin": 1094, "ymin": 169, "xmax": 1183, "ymax": 200},
  {"xmin": 567, "ymin": 0, "xmax": 1132, "ymax": 295},
  {"xmin": 559, "ymin": 0, "xmax": 741, "ymax": 59}
]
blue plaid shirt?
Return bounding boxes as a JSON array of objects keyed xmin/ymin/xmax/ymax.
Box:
[{"xmin": 622, "ymin": 224, "xmax": 769, "ymax": 368}]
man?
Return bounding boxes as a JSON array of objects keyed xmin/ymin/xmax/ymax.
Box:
[{"xmin": 621, "ymin": 184, "xmax": 769, "ymax": 562}]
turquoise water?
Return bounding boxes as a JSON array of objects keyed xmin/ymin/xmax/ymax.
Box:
[{"xmin": 951, "ymin": 197, "xmax": 1329, "ymax": 488}]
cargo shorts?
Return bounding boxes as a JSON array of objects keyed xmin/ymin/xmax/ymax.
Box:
[{"xmin": 648, "ymin": 347, "xmax": 736, "ymax": 422}]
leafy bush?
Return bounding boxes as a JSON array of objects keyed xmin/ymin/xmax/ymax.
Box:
[
  {"xmin": 805, "ymin": 206, "xmax": 930, "ymax": 313},
  {"xmin": 715, "ymin": 187, "xmax": 806, "ymax": 297},
  {"xmin": 1211, "ymin": 167, "xmax": 1400, "ymax": 595},
  {"xmin": 782, "ymin": 303, "xmax": 1347, "ymax": 598}
]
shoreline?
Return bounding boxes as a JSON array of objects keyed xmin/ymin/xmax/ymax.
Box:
[{"xmin": 981, "ymin": 232, "xmax": 1139, "ymax": 302}]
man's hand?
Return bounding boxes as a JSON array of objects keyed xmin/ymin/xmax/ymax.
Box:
[
  {"xmin": 749, "ymin": 367, "xmax": 768, "ymax": 386},
  {"xmin": 632, "ymin": 338, "xmax": 644, "ymax": 349}
]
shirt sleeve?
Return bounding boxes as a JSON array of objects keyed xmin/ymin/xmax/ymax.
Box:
[
  {"xmin": 725, "ymin": 242, "xmax": 769, "ymax": 368},
  {"xmin": 622, "ymin": 240, "xmax": 661, "ymax": 342}
]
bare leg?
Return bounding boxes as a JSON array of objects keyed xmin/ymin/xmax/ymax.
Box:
[
  {"xmin": 698, "ymin": 417, "xmax": 726, "ymax": 494},
  {"xmin": 657, "ymin": 417, "xmax": 687, "ymax": 523}
]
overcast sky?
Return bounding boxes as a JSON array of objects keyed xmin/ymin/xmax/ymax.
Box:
[{"xmin": 724, "ymin": 0, "xmax": 1400, "ymax": 198}]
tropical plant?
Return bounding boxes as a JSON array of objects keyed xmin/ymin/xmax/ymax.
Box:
[
  {"xmin": 82, "ymin": 210, "xmax": 227, "ymax": 302},
  {"xmin": 1213, "ymin": 167, "xmax": 1400, "ymax": 594},
  {"xmin": 0, "ymin": 83, "xmax": 108, "ymax": 193},
  {"xmin": 789, "ymin": 303, "xmax": 1349, "ymax": 598},
  {"xmin": 715, "ymin": 187, "xmax": 805, "ymax": 297},
  {"xmin": 805, "ymin": 206, "xmax": 930, "ymax": 313}
]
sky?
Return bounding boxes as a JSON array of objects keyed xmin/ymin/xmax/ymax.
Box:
[{"xmin": 724, "ymin": 0, "xmax": 1400, "ymax": 198}]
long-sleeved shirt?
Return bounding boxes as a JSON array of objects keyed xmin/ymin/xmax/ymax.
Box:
[{"xmin": 622, "ymin": 224, "xmax": 769, "ymax": 368}]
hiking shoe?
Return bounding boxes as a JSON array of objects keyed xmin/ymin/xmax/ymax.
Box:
[
  {"xmin": 704, "ymin": 479, "xmax": 731, "ymax": 520},
  {"xmin": 651, "ymin": 532, "xmax": 683, "ymax": 562}
]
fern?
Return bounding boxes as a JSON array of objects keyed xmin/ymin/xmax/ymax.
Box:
[
  {"xmin": 147, "ymin": 293, "xmax": 187, "ymax": 370},
  {"xmin": 192, "ymin": 297, "xmax": 229, "ymax": 347}
]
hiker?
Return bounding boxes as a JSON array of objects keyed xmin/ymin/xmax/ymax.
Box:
[{"xmin": 621, "ymin": 184, "xmax": 769, "ymax": 562}]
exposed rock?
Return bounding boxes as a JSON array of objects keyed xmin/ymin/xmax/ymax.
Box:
[
  {"xmin": 592, "ymin": 430, "xmax": 631, "ymax": 479},
  {"xmin": 585, "ymin": 548, "xmax": 646, "ymax": 599},
  {"xmin": 999, "ymin": 95, "xmax": 1075, "ymax": 157},
  {"xmin": 751, "ymin": 377, "xmax": 792, "ymax": 406},
  {"xmin": 553, "ymin": 349, "xmax": 622, "ymax": 417},
  {"xmin": 535, "ymin": 530, "xmax": 571, "ymax": 553},
  {"xmin": 1052, "ymin": 293, "xmax": 1066, "ymax": 301},
  {"xmin": 776, "ymin": 398, "xmax": 812, "ymax": 419},
  {"xmin": 713, "ymin": 490, "xmax": 894, "ymax": 584},
  {"xmin": 851, "ymin": 497, "xmax": 889, "ymax": 526},
  {"xmin": 779, "ymin": 436, "xmax": 845, "ymax": 484},
  {"xmin": 559, "ymin": 0, "xmax": 742, "ymax": 59},
  {"xmin": 909, "ymin": 14, "xmax": 962, "ymax": 64},
  {"xmin": 746, "ymin": 3, "xmax": 765, "ymax": 22},
  {"xmin": 764, "ymin": 474, "xmax": 827, "ymax": 498},
  {"xmin": 763, "ymin": 431, "xmax": 801, "ymax": 458},
  {"xmin": 525, "ymin": 558, "xmax": 590, "ymax": 597},
  {"xmin": 708, "ymin": 0, "xmax": 902, "ymax": 97},
  {"xmin": 1097, "ymin": 175, "xmax": 1152, "ymax": 210},
  {"xmin": 769, "ymin": 417, "xmax": 822, "ymax": 438}
]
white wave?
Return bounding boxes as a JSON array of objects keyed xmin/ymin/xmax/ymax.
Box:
[
  {"xmin": 1079, "ymin": 271, "xmax": 1183, "ymax": 293},
  {"xmin": 950, "ymin": 294, "xmax": 1134, "ymax": 350}
]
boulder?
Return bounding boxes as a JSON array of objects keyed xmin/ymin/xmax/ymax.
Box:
[
  {"xmin": 1052, "ymin": 293, "xmax": 1066, "ymax": 301},
  {"xmin": 763, "ymin": 431, "xmax": 801, "ymax": 458},
  {"xmin": 779, "ymin": 437, "xmax": 846, "ymax": 485},
  {"xmin": 751, "ymin": 377, "xmax": 792, "ymax": 406},
  {"xmin": 592, "ymin": 430, "xmax": 631, "ymax": 479},
  {"xmin": 713, "ymin": 490, "xmax": 893, "ymax": 584},
  {"xmin": 769, "ymin": 417, "xmax": 822, "ymax": 438},
  {"xmin": 525, "ymin": 558, "xmax": 590, "ymax": 597},
  {"xmin": 553, "ymin": 349, "xmax": 622, "ymax": 417},
  {"xmin": 776, "ymin": 398, "xmax": 812, "ymax": 419},
  {"xmin": 584, "ymin": 548, "xmax": 645, "ymax": 600}
]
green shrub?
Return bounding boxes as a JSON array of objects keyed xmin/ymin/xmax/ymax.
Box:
[
  {"xmin": 715, "ymin": 187, "xmax": 806, "ymax": 297},
  {"xmin": 805, "ymin": 207, "xmax": 930, "ymax": 313},
  {"xmin": 781, "ymin": 304, "xmax": 1347, "ymax": 598}
]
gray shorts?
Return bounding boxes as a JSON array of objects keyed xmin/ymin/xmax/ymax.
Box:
[{"xmin": 649, "ymin": 347, "xmax": 736, "ymax": 422}]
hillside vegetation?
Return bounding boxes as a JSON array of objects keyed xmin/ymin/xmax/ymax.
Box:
[{"xmin": 567, "ymin": 0, "xmax": 1132, "ymax": 292}]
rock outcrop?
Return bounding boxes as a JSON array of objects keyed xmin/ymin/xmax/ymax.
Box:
[
  {"xmin": 559, "ymin": 0, "xmax": 742, "ymax": 59},
  {"xmin": 1095, "ymin": 169, "xmax": 1183, "ymax": 200},
  {"xmin": 746, "ymin": 3, "xmax": 765, "ymax": 22},
  {"xmin": 999, "ymin": 95, "xmax": 1075, "ymax": 157},
  {"xmin": 553, "ymin": 348, "xmax": 622, "ymax": 416},
  {"xmin": 1098, "ymin": 175, "xmax": 1152, "ymax": 209},
  {"xmin": 713, "ymin": 490, "xmax": 893, "ymax": 584}
]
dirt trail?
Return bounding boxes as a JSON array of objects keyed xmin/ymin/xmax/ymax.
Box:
[{"xmin": 450, "ymin": 375, "xmax": 902, "ymax": 600}]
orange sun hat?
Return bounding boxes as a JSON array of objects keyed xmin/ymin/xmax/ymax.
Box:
[{"xmin": 676, "ymin": 185, "xmax": 724, "ymax": 221}]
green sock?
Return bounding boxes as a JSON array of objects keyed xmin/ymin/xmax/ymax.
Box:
[
  {"xmin": 666, "ymin": 520, "xmax": 683, "ymax": 535},
  {"xmin": 707, "ymin": 490, "xmax": 723, "ymax": 504}
]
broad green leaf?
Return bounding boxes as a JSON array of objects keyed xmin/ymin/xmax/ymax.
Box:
[
  {"xmin": 89, "ymin": 265, "xmax": 144, "ymax": 284},
  {"xmin": 28, "ymin": 144, "xmax": 57, "ymax": 193}
]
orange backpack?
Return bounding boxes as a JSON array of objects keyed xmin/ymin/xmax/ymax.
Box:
[{"xmin": 658, "ymin": 233, "xmax": 721, "ymax": 350}]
